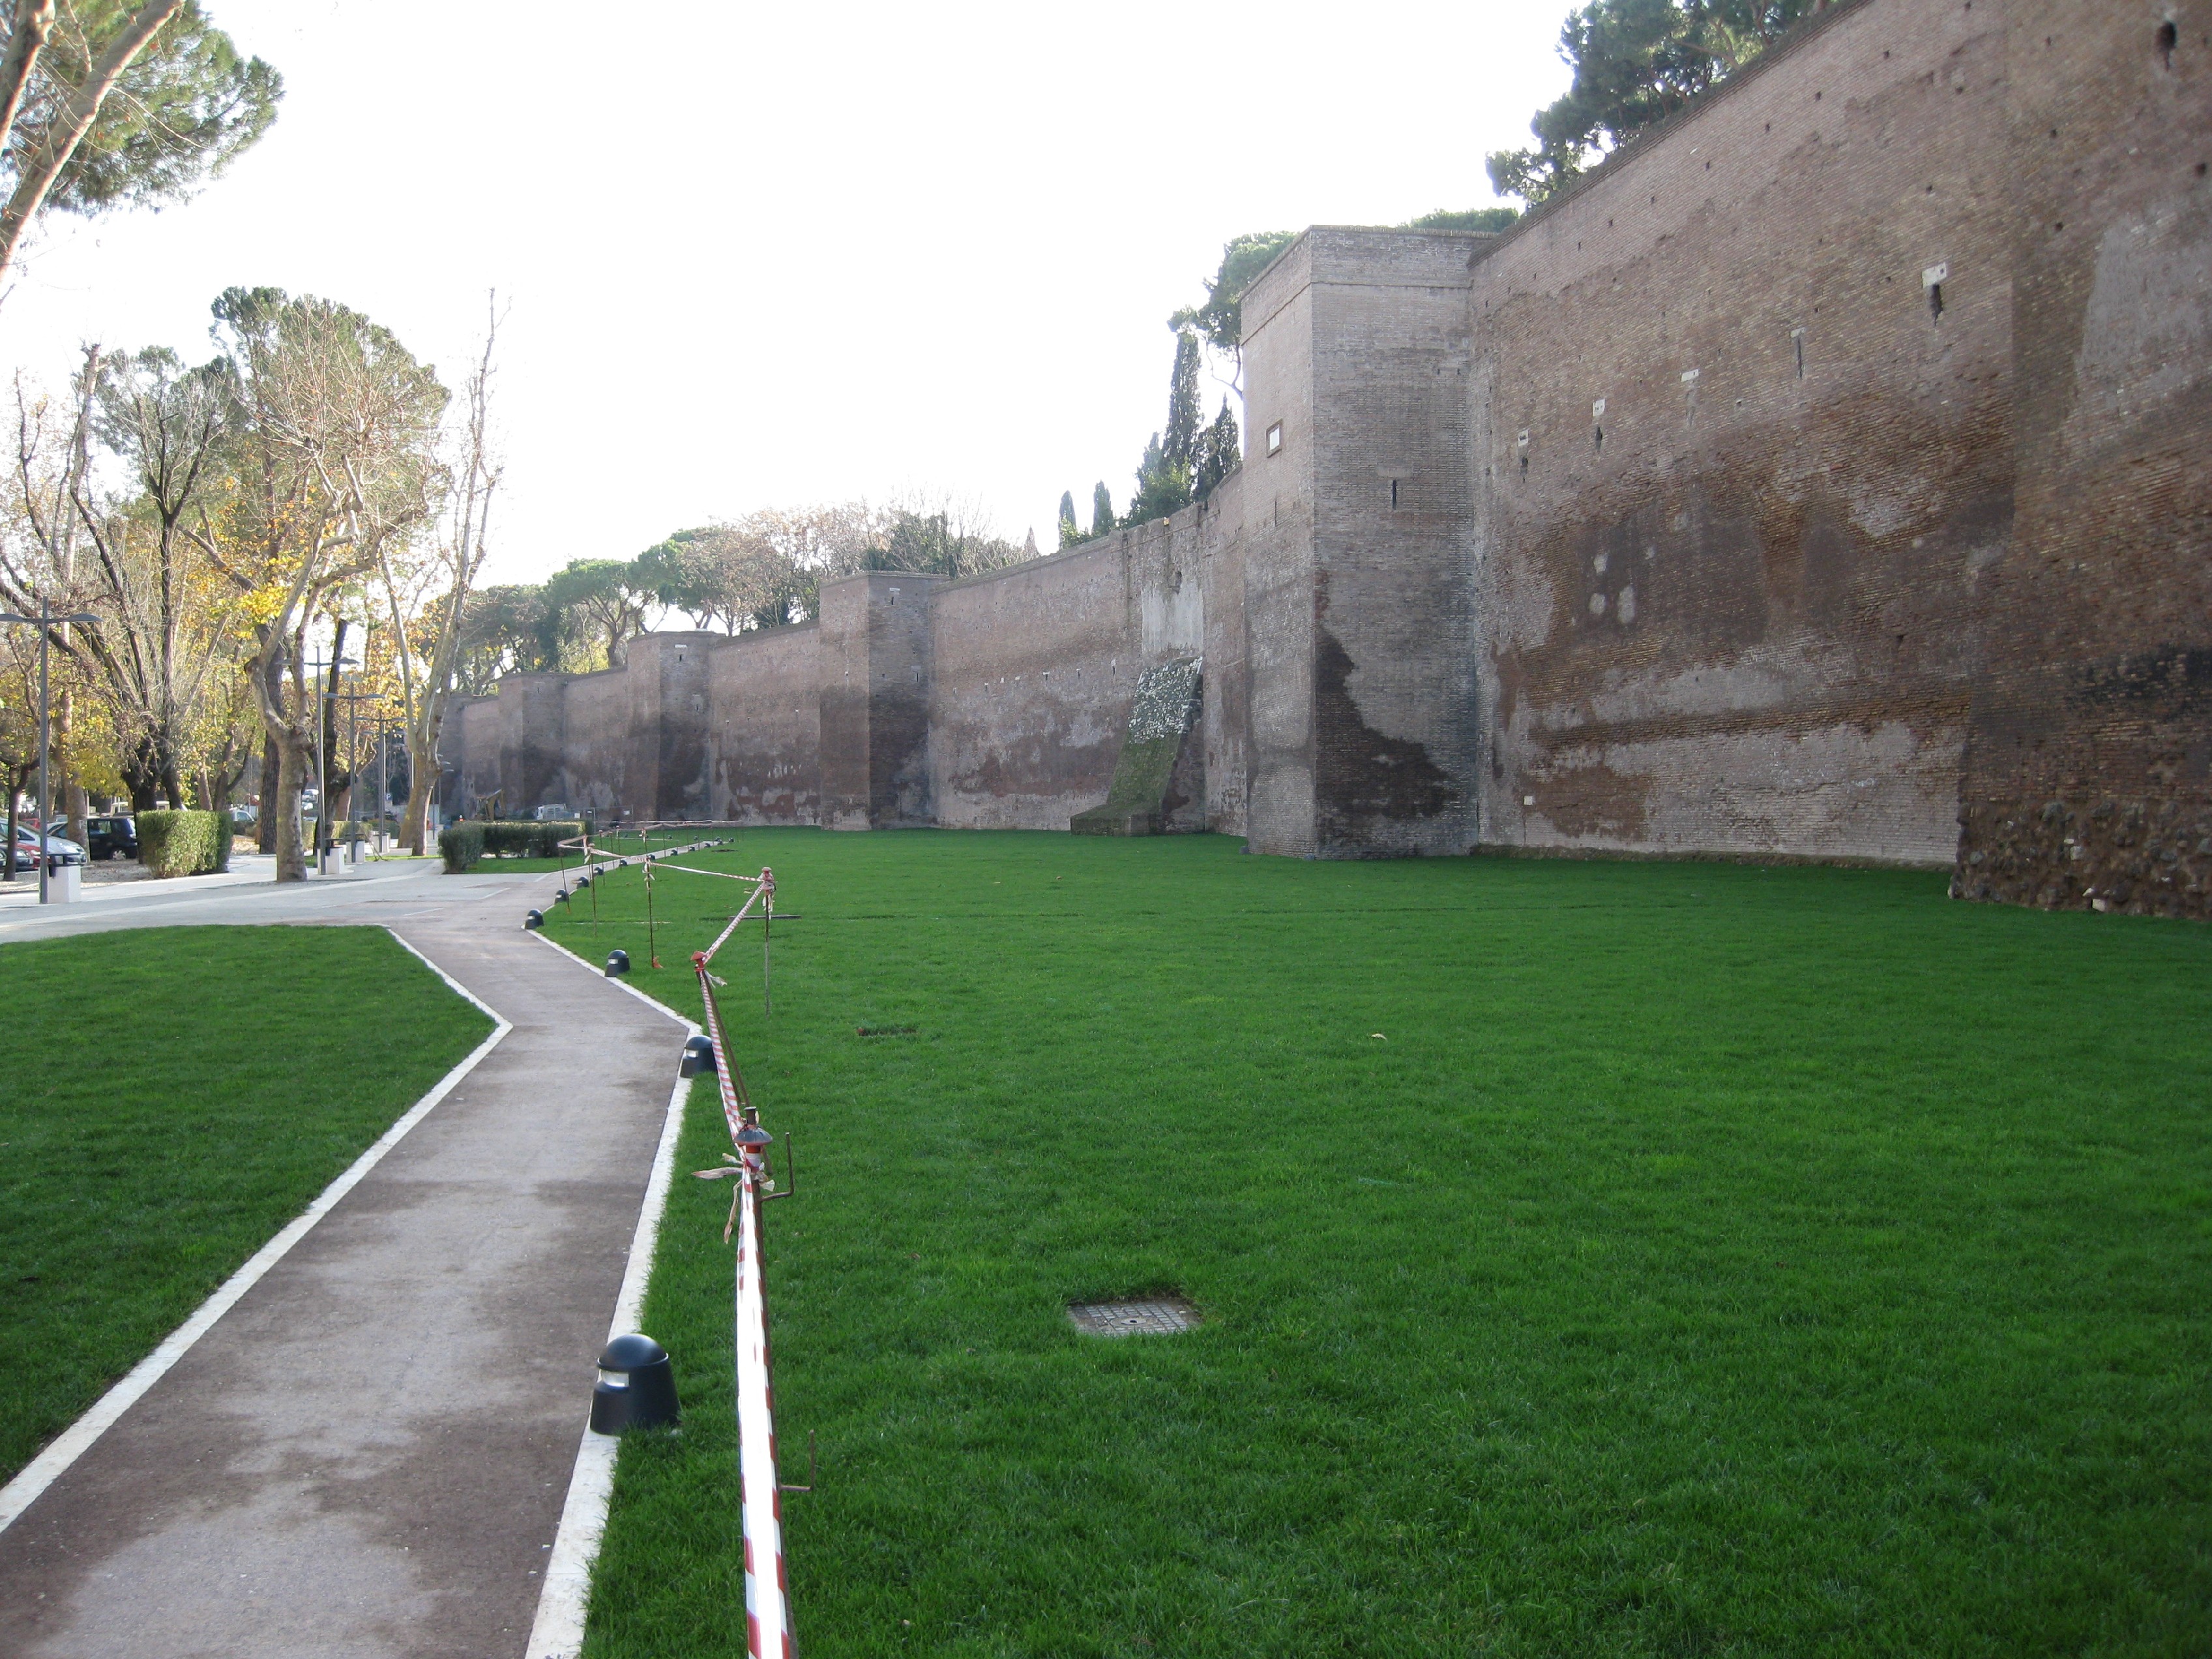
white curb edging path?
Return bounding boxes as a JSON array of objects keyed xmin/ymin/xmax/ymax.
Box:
[
  {"xmin": 525, "ymin": 928, "xmax": 700, "ymax": 1659},
  {"xmin": 0, "ymin": 929, "xmax": 511, "ymax": 1538}
]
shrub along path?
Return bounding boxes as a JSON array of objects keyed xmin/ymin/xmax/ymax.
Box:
[
  {"xmin": 0, "ymin": 881, "xmax": 688, "ymax": 1659},
  {"xmin": 545, "ymin": 829, "xmax": 2212, "ymax": 1659}
]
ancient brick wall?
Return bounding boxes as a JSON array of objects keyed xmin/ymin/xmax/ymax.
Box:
[
  {"xmin": 1197, "ymin": 468, "xmax": 1251, "ymax": 835},
  {"xmin": 557, "ymin": 667, "xmax": 630, "ymax": 821},
  {"xmin": 1954, "ymin": 1, "xmax": 2212, "ymax": 918},
  {"xmin": 1469, "ymin": 0, "xmax": 2011, "ymax": 868},
  {"xmin": 1239, "ymin": 235, "xmax": 1322, "ymax": 854},
  {"xmin": 928, "ymin": 534, "xmax": 1143, "ymax": 830},
  {"xmin": 618, "ymin": 633, "xmax": 715, "ymax": 821},
  {"xmin": 928, "ymin": 500, "xmax": 1217, "ymax": 830},
  {"xmin": 1239, "ymin": 229, "xmax": 1488, "ymax": 857},
  {"xmin": 439, "ymin": 0, "xmax": 2206, "ymax": 917},
  {"xmin": 818, "ymin": 573, "xmax": 938, "ymax": 829},
  {"xmin": 445, "ymin": 693, "xmax": 498, "ymax": 816},
  {"xmin": 706, "ymin": 623, "xmax": 821, "ymax": 824}
]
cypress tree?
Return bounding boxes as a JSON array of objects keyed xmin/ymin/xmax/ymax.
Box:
[
  {"xmin": 1162, "ymin": 329, "xmax": 1203, "ymax": 471},
  {"xmin": 1057, "ymin": 490, "xmax": 1080, "ymax": 548},
  {"xmin": 1091, "ymin": 481, "xmax": 1114, "ymax": 537},
  {"xmin": 1196, "ymin": 399, "xmax": 1241, "ymax": 498}
]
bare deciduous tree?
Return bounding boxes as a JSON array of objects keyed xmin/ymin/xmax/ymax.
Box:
[{"xmin": 379, "ymin": 295, "xmax": 500, "ymax": 855}]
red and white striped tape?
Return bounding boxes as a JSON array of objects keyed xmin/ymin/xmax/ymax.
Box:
[{"xmin": 694, "ymin": 869, "xmax": 795, "ymax": 1657}]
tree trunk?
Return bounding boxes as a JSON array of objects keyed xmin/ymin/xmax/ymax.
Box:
[
  {"xmin": 401, "ymin": 695, "xmax": 445, "ymax": 856},
  {"xmin": 257, "ymin": 729, "xmax": 279, "ymax": 852},
  {"xmin": 272, "ymin": 726, "xmax": 310, "ymax": 882},
  {"xmin": 3, "ymin": 769, "xmax": 19, "ymax": 882},
  {"xmin": 403, "ymin": 764, "xmax": 432, "ymax": 856},
  {"xmin": 121, "ymin": 732, "xmax": 160, "ymax": 815}
]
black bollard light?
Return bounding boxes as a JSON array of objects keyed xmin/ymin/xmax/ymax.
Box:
[
  {"xmin": 606, "ymin": 949, "xmax": 630, "ymax": 977},
  {"xmin": 555, "ymin": 889, "xmax": 570, "ymax": 904},
  {"xmin": 679, "ymin": 1034, "xmax": 716, "ymax": 1077},
  {"xmin": 524, "ymin": 908, "xmax": 544, "ymax": 931},
  {"xmin": 576, "ymin": 874, "xmax": 591, "ymax": 889},
  {"xmin": 589, "ymin": 1333, "xmax": 679, "ymax": 1434}
]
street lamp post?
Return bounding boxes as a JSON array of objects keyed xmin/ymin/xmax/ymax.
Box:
[
  {"xmin": 377, "ymin": 696, "xmax": 402, "ymax": 853},
  {"xmin": 0, "ymin": 599, "xmax": 99, "ymax": 904},
  {"xmin": 329, "ymin": 686, "xmax": 378, "ymax": 867},
  {"xmin": 304, "ymin": 648, "xmax": 355, "ymax": 874}
]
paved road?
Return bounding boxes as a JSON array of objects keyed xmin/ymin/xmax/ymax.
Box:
[{"xmin": 0, "ymin": 861, "xmax": 687, "ymax": 1658}]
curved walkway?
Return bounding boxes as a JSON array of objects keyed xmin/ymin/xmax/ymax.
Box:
[{"xmin": 0, "ymin": 863, "xmax": 682, "ymax": 1658}]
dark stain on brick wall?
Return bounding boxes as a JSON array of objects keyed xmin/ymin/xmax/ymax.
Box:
[{"xmin": 1314, "ymin": 627, "xmax": 1460, "ymax": 851}]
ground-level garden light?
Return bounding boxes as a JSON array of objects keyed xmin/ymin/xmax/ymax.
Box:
[
  {"xmin": 679, "ymin": 1034, "xmax": 716, "ymax": 1077},
  {"xmin": 589, "ymin": 1333, "xmax": 678, "ymax": 1434},
  {"xmin": 605, "ymin": 948, "xmax": 630, "ymax": 977},
  {"xmin": 524, "ymin": 908, "xmax": 544, "ymax": 930}
]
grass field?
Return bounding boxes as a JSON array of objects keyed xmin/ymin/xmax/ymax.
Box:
[
  {"xmin": 0, "ymin": 925, "xmax": 492, "ymax": 1486},
  {"xmin": 541, "ymin": 830, "xmax": 2212, "ymax": 1657}
]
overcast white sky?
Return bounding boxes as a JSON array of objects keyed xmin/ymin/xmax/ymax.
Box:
[{"xmin": 0, "ymin": 1, "xmax": 1569, "ymax": 588}]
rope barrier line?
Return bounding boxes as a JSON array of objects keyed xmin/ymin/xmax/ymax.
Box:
[
  {"xmin": 540, "ymin": 830, "xmax": 793, "ymax": 1652},
  {"xmin": 692, "ymin": 869, "xmax": 795, "ymax": 1659}
]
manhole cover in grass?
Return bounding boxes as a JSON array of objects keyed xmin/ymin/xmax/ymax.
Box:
[{"xmin": 1067, "ymin": 1296, "xmax": 1198, "ymax": 1337}]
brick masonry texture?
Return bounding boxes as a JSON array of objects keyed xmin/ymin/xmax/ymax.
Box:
[{"xmin": 443, "ymin": 0, "xmax": 2209, "ymax": 918}]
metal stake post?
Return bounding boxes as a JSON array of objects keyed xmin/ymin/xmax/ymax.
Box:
[{"xmin": 0, "ymin": 599, "xmax": 98, "ymax": 904}]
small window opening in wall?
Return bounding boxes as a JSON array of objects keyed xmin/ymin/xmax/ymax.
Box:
[
  {"xmin": 1792, "ymin": 327, "xmax": 1805, "ymax": 378},
  {"xmin": 1390, "ymin": 477, "xmax": 1398, "ymax": 507},
  {"xmin": 1922, "ymin": 262, "xmax": 1947, "ymax": 323},
  {"xmin": 1265, "ymin": 421, "xmax": 1283, "ymax": 457},
  {"xmin": 1593, "ymin": 424, "xmax": 1603, "ymax": 451},
  {"xmin": 2158, "ymin": 19, "xmax": 2177, "ymax": 68},
  {"xmin": 1928, "ymin": 281, "xmax": 1943, "ymax": 321}
]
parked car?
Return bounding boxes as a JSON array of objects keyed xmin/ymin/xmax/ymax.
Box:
[
  {"xmin": 85, "ymin": 814, "xmax": 137, "ymax": 860},
  {"xmin": 11, "ymin": 824, "xmax": 86, "ymax": 871}
]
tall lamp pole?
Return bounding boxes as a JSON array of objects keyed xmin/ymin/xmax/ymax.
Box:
[
  {"xmin": 329, "ymin": 686, "xmax": 378, "ymax": 866},
  {"xmin": 305, "ymin": 648, "xmax": 355, "ymax": 874},
  {"xmin": 0, "ymin": 599, "xmax": 99, "ymax": 905}
]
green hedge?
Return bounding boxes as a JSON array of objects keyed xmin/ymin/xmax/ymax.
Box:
[
  {"xmin": 439, "ymin": 818, "xmax": 591, "ymax": 872},
  {"xmin": 136, "ymin": 810, "xmax": 233, "ymax": 877},
  {"xmin": 438, "ymin": 822, "xmax": 486, "ymax": 873}
]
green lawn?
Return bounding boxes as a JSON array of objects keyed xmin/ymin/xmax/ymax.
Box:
[
  {"xmin": 0, "ymin": 925, "xmax": 493, "ymax": 1484},
  {"xmin": 545, "ymin": 830, "xmax": 2212, "ymax": 1658}
]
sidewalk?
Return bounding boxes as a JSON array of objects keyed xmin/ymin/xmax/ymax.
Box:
[
  {"xmin": 0, "ymin": 854, "xmax": 544, "ymax": 943},
  {"xmin": 0, "ymin": 865, "xmax": 685, "ymax": 1658}
]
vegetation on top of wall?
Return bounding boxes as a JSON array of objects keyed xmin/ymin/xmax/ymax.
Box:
[{"xmin": 1487, "ymin": 0, "xmax": 1827, "ymax": 205}]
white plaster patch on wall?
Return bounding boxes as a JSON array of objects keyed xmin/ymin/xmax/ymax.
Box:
[
  {"xmin": 2076, "ymin": 199, "xmax": 2212, "ymax": 417},
  {"xmin": 1574, "ymin": 655, "xmax": 1797, "ymax": 726},
  {"xmin": 1527, "ymin": 720, "xmax": 1962, "ymax": 864}
]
